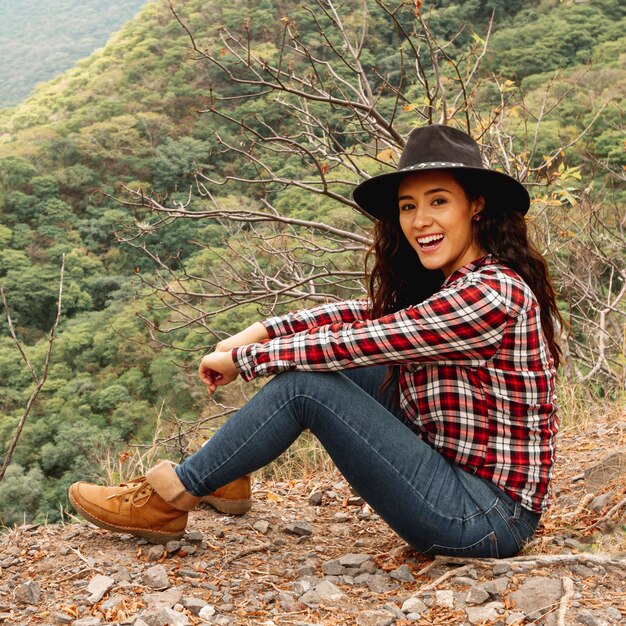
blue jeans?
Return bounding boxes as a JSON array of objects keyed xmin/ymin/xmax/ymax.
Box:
[{"xmin": 175, "ymin": 367, "xmax": 540, "ymax": 557}]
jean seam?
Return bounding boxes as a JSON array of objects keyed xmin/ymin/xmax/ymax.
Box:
[{"xmin": 494, "ymin": 500, "xmax": 524, "ymax": 551}]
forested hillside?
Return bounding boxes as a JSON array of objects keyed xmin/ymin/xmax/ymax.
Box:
[
  {"xmin": 0, "ymin": 0, "xmax": 624, "ymax": 525},
  {"xmin": 0, "ymin": 0, "xmax": 148, "ymax": 108}
]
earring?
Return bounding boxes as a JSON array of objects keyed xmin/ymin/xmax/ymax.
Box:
[{"xmin": 472, "ymin": 213, "xmax": 481, "ymax": 222}]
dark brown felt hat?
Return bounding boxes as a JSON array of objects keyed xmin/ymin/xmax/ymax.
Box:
[{"xmin": 353, "ymin": 124, "xmax": 530, "ymax": 220}]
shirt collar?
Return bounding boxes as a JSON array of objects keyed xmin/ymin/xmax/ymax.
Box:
[{"xmin": 442, "ymin": 254, "xmax": 494, "ymax": 288}]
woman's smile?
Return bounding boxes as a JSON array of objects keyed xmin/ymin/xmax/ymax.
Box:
[{"xmin": 416, "ymin": 233, "xmax": 445, "ymax": 250}]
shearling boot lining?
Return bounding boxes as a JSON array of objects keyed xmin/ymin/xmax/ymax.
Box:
[{"xmin": 145, "ymin": 460, "xmax": 200, "ymax": 512}]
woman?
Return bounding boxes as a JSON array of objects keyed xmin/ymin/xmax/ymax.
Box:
[{"xmin": 70, "ymin": 125, "xmax": 560, "ymax": 558}]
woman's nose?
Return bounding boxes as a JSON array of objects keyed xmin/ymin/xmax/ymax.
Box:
[{"xmin": 412, "ymin": 207, "xmax": 432, "ymax": 229}]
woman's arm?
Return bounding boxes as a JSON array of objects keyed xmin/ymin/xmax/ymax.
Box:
[
  {"xmin": 233, "ymin": 278, "xmax": 515, "ymax": 381},
  {"xmin": 214, "ymin": 322, "xmax": 270, "ymax": 353},
  {"xmin": 260, "ymin": 300, "xmax": 370, "ymax": 338}
]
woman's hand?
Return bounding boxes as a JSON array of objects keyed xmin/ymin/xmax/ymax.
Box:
[
  {"xmin": 214, "ymin": 322, "xmax": 269, "ymax": 353},
  {"xmin": 199, "ymin": 350, "xmax": 240, "ymax": 395}
]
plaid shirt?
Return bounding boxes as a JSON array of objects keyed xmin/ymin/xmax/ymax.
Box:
[{"xmin": 234, "ymin": 256, "xmax": 558, "ymax": 512}]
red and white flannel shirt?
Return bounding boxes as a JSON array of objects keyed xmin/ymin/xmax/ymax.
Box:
[{"xmin": 233, "ymin": 256, "xmax": 558, "ymax": 512}]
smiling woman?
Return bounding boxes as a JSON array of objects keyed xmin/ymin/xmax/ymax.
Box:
[{"xmin": 70, "ymin": 124, "xmax": 564, "ymax": 559}]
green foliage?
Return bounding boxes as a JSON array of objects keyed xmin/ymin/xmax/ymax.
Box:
[
  {"xmin": 0, "ymin": 0, "xmax": 148, "ymax": 108},
  {"xmin": 0, "ymin": 465, "xmax": 44, "ymax": 526}
]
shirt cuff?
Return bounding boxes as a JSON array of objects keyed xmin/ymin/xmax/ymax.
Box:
[{"xmin": 232, "ymin": 345, "xmax": 259, "ymax": 382}]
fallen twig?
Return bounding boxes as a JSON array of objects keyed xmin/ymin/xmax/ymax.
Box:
[
  {"xmin": 225, "ymin": 542, "xmax": 271, "ymax": 564},
  {"xmin": 431, "ymin": 553, "xmax": 624, "ymax": 569},
  {"xmin": 557, "ymin": 576, "xmax": 575, "ymax": 626}
]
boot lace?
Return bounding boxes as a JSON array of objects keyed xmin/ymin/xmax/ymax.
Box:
[{"xmin": 107, "ymin": 477, "xmax": 154, "ymax": 506}]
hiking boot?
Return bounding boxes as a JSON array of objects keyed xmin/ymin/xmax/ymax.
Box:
[
  {"xmin": 200, "ymin": 475, "xmax": 252, "ymax": 515},
  {"xmin": 69, "ymin": 477, "xmax": 191, "ymax": 543}
]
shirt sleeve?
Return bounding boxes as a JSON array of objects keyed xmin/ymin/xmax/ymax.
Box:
[
  {"xmin": 234, "ymin": 278, "xmax": 512, "ymax": 381},
  {"xmin": 260, "ymin": 299, "xmax": 371, "ymax": 338}
]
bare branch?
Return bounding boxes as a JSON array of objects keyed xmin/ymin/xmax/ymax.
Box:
[{"xmin": 0, "ymin": 255, "xmax": 65, "ymax": 483}]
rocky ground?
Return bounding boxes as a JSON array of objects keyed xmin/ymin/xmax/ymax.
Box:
[{"xmin": 1, "ymin": 414, "xmax": 624, "ymax": 626}]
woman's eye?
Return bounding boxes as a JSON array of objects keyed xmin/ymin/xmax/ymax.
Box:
[
  {"xmin": 399, "ymin": 203, "xmax": 414, "ymax": 212},
  {"xmin": 432, "ymin": 198, "xmax": 446, "ymax": 206}
]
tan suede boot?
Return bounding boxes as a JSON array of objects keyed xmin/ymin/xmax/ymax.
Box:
[
  {"xmin": 199, "ymin": 475, "xmax": 252, "ymax": 515},
  {"xmin": 69, "ymin": 461, "xmax": 199, "ymax": 543}
]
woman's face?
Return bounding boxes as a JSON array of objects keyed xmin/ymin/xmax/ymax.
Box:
[{"xmin": 398, "ymin": 170, "xmax": 485, "ymax": 278}]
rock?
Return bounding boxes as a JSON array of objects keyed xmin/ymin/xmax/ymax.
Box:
[
  {"xmin": 589, "ymin": 492, "xmax": 613, "ymax": 511},
  {"xmin": 100, "ymin": 595, "xmax": 125, "ymax": 611},
  {"xmin": 285, "ymin": 521, "xmax": 313, "ymax": 536},
  {"xmin": 166, "ymin": 540, "xmax": 182, "ymax": 554},
  {"xmin": 298, "ymin": 589, "xmax": 321, "ymax": 606},
  {"xmin": 509, "ymin": 576, "xmax": 562, "ymax": 620},
  {"xmin": 401, "ymin": 597, "xmax": 427, "ymax": 615},
  {"xmin": 308, "ymin": 490, "xmax": 323, "ymax": 506},
  {"xmin": 383, "ymin": 602, "xmax": 406, "ymax": 619},
  {"xmin": 389, "ymin": 564, "xmax": 415, "ymax": 583},
  {"xmin": 185, "ymin": 530, "xmax": 205, "ymax": 543},
  {"xmin": 181, "ymin": 596, "xmax": 208, "ymax": 615},
  {"xmin": 144, "ymin": 587, "xmax": 183, "ymax": 609},
  {"xmin": 321, "ymin": 560, "xmax": 344, "ymax": 576},
  {"xmin": 338, "ymin": 553, "xmax": 372, "ymax": 568},
  {"xmin": 52, "ymin": 613, "xmax": 73, "ymax": 624},
  {"xmin": 334, "ymin": 512, "xmax": 350, "ymax": 522},
  {"xmin": 143, "ymin": 564, "xmax": 170, "ymax": 589},
  {"xmin": 465, "ymin": 584, "xmax": 490, "ymax": 605},
  {"xmin": 584, "ymin": 452, "xmax": 625, "ymax": 493},
  {"xmin": 146, "ymin": 545, "xmax": 165, "ymax": 561},
  {"xmin": 71, "ymin": 619, "xmax": 102, "ymax": 626},
  {"xmin": 465, "ymin": 601, "xmax": 504, "ymax": 625},
  {"xmin": 140, "ymin": 607, "xmax": 190, "ymax": 626},
  {"xmin": 86, "ymin": 574, "xmax": 115, "ymax": 604},
  {"xmin": 435, "ymin": 589, "xmax": 455, "ymax": 609},
  {"xmin": 355, "ymin": 609, "xmax": 395, "ymax": 626},
  {"xmin": 605, "ymin": 606, "xmax": 623, "ymax": 622},
  {"xmin": 315, "ymin": 580, "xmax": 345, "ymax": 604},
  {"xmin": 506, "ymin": 612, "xmax": 526, "ymax": 625},
  {"xmin": 178, "ymin": 567, "xmax": 203, "ymax": 578},
  {"xmin": 253, "ymin": 520, "xmax": 271, "ymax": 534},
  {"xmin": 198, "ymin": 605, "xmax": 216, "ymax": 619},
  {"xmin": 482, "ymin": 577, "xmax": 508, "ymax": 597},
  {"xmin": 14, "ymin": 580, "xmax": 41, "ymax": 604},
  {"xmin": 575, "ymin": 608, "xmax": 615, "ymax": 626},
  {"xmin": 297, "ymin": 565, "xmax": 316, "ymax": 577},
  {"xmin": 492, "ymin": 562, "xmax": 511, "ymax": 576},
  {"xmin": 366, "ymin": 574, "xmax": 396, "ymax": 594}
]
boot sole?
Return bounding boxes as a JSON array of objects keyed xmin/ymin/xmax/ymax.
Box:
[
  {"xmin": 68, "ymin": 485, "xmax": 185, "ymax": 544},
  {"xmin": 198, "ymin": 494, "xmax": 252, "ymax": 515}
]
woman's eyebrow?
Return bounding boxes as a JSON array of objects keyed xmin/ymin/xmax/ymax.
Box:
[
  {"xmin": 424, "ymin": 187, "xmax": 450, "ymax": 195},
  {"xmin": 398, "ymin": 187, "xmax": 450, "ymax": 201}
]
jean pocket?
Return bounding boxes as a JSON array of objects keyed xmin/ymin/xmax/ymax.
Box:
[{"xmin": 424, "ymin": 531, "xmax": 499, "ymax": 558}]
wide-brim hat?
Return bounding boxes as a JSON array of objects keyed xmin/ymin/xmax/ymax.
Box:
[{"xmin": 353, "ymin": 124, "xmax": 530, "ymax": 220}]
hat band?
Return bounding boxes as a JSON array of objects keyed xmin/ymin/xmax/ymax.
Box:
[{"xmin": 403, "ymin": 161, "xmax": 468, "ymax": 171}]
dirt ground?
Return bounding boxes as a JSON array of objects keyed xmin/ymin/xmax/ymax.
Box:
[{"xmin": 1, "ymin": 410, "xmax": 624, "ymax": 625}]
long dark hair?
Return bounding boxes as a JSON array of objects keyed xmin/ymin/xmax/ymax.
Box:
[{"xmin": 366, "ymin": 169, "xmax": 563, "ymax": 394}]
